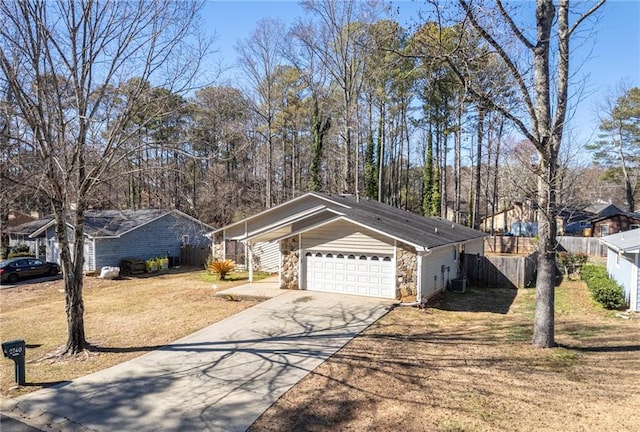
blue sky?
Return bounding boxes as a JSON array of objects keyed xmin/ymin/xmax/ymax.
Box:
[{"xmin": 203, "ymin": 0, "xmax": 640, "ymax": 147}]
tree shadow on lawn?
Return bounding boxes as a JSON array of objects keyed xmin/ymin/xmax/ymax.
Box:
[{"xmin": 433, "ymin": 285, "xmax": 517, "ymax": 314}]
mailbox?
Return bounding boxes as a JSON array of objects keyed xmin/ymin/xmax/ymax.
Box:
[{"xmin": 2, "ymin": 339, "xmax": 26, "ymax": 385}]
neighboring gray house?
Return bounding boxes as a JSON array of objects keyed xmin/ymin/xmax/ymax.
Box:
[
  {"xmin": 600, "ymin": 230, "xmax": 640, "ymax": 312},
  {"xmin": 210, "ymin": 192, "xmax": 486, "ymax": 301},
  {"xmin": 17, "ymin": 209, "xmax": 213, "ymax": 272}
]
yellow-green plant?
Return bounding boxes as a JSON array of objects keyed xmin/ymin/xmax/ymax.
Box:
[{"xmin": 208, "ymin": 259, "xmax": 236, "ymax": 280}]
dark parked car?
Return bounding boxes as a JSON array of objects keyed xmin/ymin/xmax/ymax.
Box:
[{"xmin": 0, "ymin": 257, "xmax": 60, "ymax": 284}]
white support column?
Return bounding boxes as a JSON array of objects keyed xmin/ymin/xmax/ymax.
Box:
[
  {"xmin": 248, "ymin": 242, "xmax": 254, "ymax": 283},
  {"xmin": 298, "ymin": 234, "xmax": 303, "ymax": 290}
]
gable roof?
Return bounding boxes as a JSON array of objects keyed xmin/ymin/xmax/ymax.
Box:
[
  {"xmin": 216, "ymin": 192, "xmax": 486, "ymax": 251},
  {"xmin": 8, "ymin": 210, "xmax": 37, "ymax": 228},
  {"xmin": 600, "ymin": 230, "xmax": 640, "ymax": 254},
  {"xmin": 27, "ymin": 209, "xmax": 213, "ymax": 239},
  {"xmin": 590, "ymin": 204, "xmax": 640, "ymax": 223},
  {"xmin": 7, "ymin": 216, "xmax": 54, "ymax": 236}
]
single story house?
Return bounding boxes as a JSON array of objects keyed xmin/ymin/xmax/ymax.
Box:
[
  {"xmin": 589, "ymin": 204, "xmax": 640, "ymax": 237},
  {"xmin": 600, "ymin": 230, "xmax": 640, "ymax": 312},
  {"xmin": 480, "ymin": 202, "xmax": 595, "ymax": 236},
  {"xmin": 480, "ymin": 200, "xmax": 538, "ymax": 235},
  {"xmin": 12, "ymin": 209, "xmax": 213, "ymax": 272},
  {"xmin": 209, "ymin": 192, "xmax": 486, "ymax": 301},
  {"xmin": 556, "ymin": 208, "xmax": 595, "ymax": 236},
  {"xmin": 7, "ymin": 216, "xmax": 54, "ymax": 258},
  {"xmin": 3, "ymin": 210, "xmax": 38, "ymax": 255}
]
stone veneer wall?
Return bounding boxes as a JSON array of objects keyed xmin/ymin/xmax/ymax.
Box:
[
  {"xmin": 396, "ymin": 242, "xmax": 418, "ymax": 299},
  {"xmin": 212, "ymin": 232, "xmax": 224, "ymax": 261},
  {"xmin": 280, "ymin": 236, "xmax": 299, "ymax": 290}
]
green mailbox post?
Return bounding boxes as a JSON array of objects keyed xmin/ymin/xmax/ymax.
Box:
[{"xmin": 2, "ymin": 339, "xmax": 26, "ymax": 385}]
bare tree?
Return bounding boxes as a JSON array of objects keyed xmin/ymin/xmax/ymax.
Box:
[
  {"xmin": 453, "ymin": 0, "xmax": 605, "ymax": 347},
  {"xmin": 237, "ymin": 18, "xmax": 288, "ymax": 209},
  {"xmin": 299, "ymin": 0, "xmax": 380, "ymax": 193},
  {"xmin": 0, "ymin": 0, "xmax": 207, "ymax": 354}
]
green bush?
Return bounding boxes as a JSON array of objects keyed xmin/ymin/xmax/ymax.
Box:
[{"xmin": 581, "ymin": 264, "xmax": 626, "ymax": 310}]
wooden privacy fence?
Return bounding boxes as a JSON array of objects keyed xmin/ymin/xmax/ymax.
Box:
[
  {"xmin": 557, "ymin": 236, "xmax": 606, "ymax": 257},
  {"xmin": 464, "ymin": 252, "xmax": 537, "ymax": 289},
  {"xmin": 484, "ymin": 236, "xmax": 537, "ymax": 255},
  {"xmin": 180, "ymin": 245, "xmax": 210, "ymax": 268},
  {"xmin": 485, "ymin": 236, "xmax": 606, "ymax": 257}
]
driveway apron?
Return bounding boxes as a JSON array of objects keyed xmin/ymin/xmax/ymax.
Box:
[{"xmin": 8, "ymin": 290, "xmax": 393, "ymax": 431}]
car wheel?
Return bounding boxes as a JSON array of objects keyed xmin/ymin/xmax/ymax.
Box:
[
  {"xmin": 7, "ymin": 274, "xmax": 19, "ymax": 284},
  {"xmin": 48, "ymin": 267, "xmax": 59, "ymax": 276}
]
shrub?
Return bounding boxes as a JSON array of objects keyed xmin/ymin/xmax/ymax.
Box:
[
  {"xmin": 557, "ymin": 251, "xmax": 589, "ymax": 276},
  {"xmin": 8, "ymin": 251, "xmax": 35, "ymax": 258},
  {"xmin": 581, "ymin": 264, "xmax": 626, "ymax": 310},
  {"xmin": 207, "ymin": 259, "xmax": 236, "ymax": 280},
  {"xmin": 11, "ymin": 243, "xmax": 31, "ymax": 254}
]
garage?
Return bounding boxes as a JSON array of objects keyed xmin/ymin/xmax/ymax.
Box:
[{"xmin": 304, "ymin": 251, "xmax": 395, "ymax": 298}]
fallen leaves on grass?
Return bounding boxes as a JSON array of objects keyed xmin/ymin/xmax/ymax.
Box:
[{"xmin": 249, "ymin": 282, "xmax": 640, "ymax": 432}]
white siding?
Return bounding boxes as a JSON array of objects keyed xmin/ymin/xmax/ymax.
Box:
[
  {"xmin": 84, "ymin": 240, "xmax": 95, "ymax": 272},
  {"xmin": 420, "ymin": 246, "xmax": 457, "ymax": 299},
  {"xmin": 251, "ymin": 241, "xmax": 279, "ymax": 272},
  {"xmin": 464, "ymin": 238, "xmax": 484, "ymax": 256},
  {"xmin": 226, "ymin": 195, "xmax": 327, "ymax": 239},
  {"xmin": 301, "ymin": 220, "xmax": 394, "ymax": 255},
  {"xmin": 607, "ymin": 248, "xmax": 637, "ymax": 311},
  {"xmin": 635, "ymin": 254, "xmax": 639, "ymax": 312}
]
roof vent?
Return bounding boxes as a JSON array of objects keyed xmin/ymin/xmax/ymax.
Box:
[
  {"xmin": 434, "ymin": 227, "xmax": 438, "ymax": 233},
  {"xmin": 452, "ymin": 224, "xmax": 455, "ymax": 229}
]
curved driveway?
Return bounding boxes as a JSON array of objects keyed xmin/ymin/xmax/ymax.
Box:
[{"xmin": 5, "ymin": 289, "xmax": 393, "ymax": 431}]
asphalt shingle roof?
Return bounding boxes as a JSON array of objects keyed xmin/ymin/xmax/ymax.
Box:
[
  {"xmin": 82, "ymin": 209, "xmax": 170, "ymax": 237},
  {"xmin": 316, "ymin": 193, "xmax": 486, "ymax": 249},
  {"xmin": 7, "ymin": 216, "xmax": 54, "ymax": 235},
  {"xmin": 10, "ymin": 209, "xmax": 187, "ymax": 239},
  {"xmin": 600, "ymin": 229, "xmax": 640, "ymax": 253}
]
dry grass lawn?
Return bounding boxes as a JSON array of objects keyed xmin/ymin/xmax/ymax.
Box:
[
  {"xmin": 250, "ymin": 280, "xmax": 640, "ymax": 432},
  {"xmin": 0, "ymin": 269, "xmax": 264, "ymax": 397}
]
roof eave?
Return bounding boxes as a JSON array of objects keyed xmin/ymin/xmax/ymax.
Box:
[{"xmin": 209, "ymin": 192, "xmax": 351, "ymax": 235}]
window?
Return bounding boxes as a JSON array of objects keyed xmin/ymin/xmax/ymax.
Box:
[
  {"xmin": 600, "ymin": 225, "xmax": 609, "ymax": 236},
  {"xmin": 181, "ymin": 235, "xmax": 189, "ymax": 245},
  {"xmin": 631, "ymin": 224, "xmax": 640, "ymax": 230}
]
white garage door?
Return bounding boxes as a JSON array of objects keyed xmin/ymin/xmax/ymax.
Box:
[{"xmin": 305, "ymin": 252, "xmax": 395, "ymax": 299}]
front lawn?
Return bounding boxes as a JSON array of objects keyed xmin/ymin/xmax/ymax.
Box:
[
  {"xmin": 249, "ymin": 280, "xmax": 640, "ymax": 432},
  {"xmin": 0, "ymin": 269, "xmax": 266, "ymax": 397}
]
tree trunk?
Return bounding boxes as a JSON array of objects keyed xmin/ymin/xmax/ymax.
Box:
[
  {"xmin": 473, "ymin": 106, "xmax": 485, "ymax": 229},
  {"xmin": 533, "ymin": 156, "xmax": 558, "ymax": 348},
  {"xmin": 531, "ymin": 0, "xmax": 557, "ymax": 348}
]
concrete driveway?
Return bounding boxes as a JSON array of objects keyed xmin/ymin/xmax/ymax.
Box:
[{"xmin": 4, "ymin": 289, "xmax": 393, "ymax": 431}]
